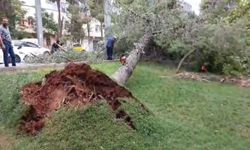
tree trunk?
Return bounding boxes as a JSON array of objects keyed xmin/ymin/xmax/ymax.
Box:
[
  {"xmin": 60, "ymin": 16, "xmax": 64, "ymax": 36},
  {"xmin": 56, "ymin": 0, "xmax": 62, "ymax": 38},
  {"xmin": 111, "ymin": 35, "xmax": 151, "ymax": 85},
  {"xmin": 100, "ymin": 22, "xmax": 104, "ymax": 39},
  {"xmin": 87, "ymin": 22, "xmax": 90, "ymax": 38},
  {"xmin": 104, "ymin": 0, "xmax": 111, "ymax": 39},
  {"xmin": 176, "ymin": 49, "xmax": 196, "ymax": 73}
]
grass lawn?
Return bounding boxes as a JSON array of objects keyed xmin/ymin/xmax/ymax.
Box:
[{"xmin": 0, "ymin": 62, "xmax": 250, "ymax": 150}]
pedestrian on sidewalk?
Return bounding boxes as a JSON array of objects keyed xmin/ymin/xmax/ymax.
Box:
[
  {"xmin": 0, "ymin": 17, "xmax": 16, "ymax": 67},
  {"xmin": 106, "ymin": 36, "xmax": 117, "ymax": 60}
]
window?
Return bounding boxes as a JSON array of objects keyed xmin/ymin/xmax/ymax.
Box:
[
  {"xmin": 23, "ymin": 42, "xmax": 39, "ymax": 48},
  {"xmin": 73, "ymin": 43, "xmax": 81, "ymax": 47},
  {"xmin": 20, "ymin": 19, "xmax": 25, "ymax": 26},
  {"xmin": 27, "ymin": 17, "xmax": 34, "ymax": 26},
  {"xmin": 95, "ymin": 25, "xmax": 100, "ymax": 32}
]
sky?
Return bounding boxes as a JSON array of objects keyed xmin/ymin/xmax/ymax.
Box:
[{"xmin": 183, "ymin": 0, "xmax": 201, "ymax": 14}]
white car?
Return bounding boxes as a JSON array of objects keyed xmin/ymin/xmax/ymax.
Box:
[{"xmin": 0, "ymin": 40, "xmax": 50, "ymax": 63}]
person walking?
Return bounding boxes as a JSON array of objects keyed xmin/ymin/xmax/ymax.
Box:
[
  {"xmin": 106, "ymin": 36, "xmax": 117, "ymax": 60},
  {"xmin": 0, "ymin": 17, "xmax": 16, "ymax": 67}
]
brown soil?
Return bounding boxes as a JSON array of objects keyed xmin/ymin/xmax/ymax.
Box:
[
  {"xmin": 0, "ymin": 134, "xmax": 15, "ymax": 150},
  {"xmin": 20, "ymin": 63, "xmax": 134, "ymax": 135}
]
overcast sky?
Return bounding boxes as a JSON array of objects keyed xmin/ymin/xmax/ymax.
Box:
[{"xmin": 183, "ymin": 0, "xmax": 201, "ymax": 14}]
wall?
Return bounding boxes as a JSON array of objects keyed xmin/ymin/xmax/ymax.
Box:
[{"xmin": 82, "ymin": 18, "xmax": 104, "ymax": 39}]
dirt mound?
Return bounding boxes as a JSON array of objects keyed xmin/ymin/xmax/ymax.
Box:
[{"xmin": 20, "ymin": 63, "xmax": 134, "ymax": 135}]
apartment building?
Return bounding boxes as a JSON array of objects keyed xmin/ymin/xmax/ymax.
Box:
[{"xmin": 17, "ymin": 0, "xmax": 104, "ymax": 51}]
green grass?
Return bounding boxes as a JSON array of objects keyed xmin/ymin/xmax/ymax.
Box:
[{"xmin": 0, "ymin": 62, "xmax": 250, "ymax": 150}]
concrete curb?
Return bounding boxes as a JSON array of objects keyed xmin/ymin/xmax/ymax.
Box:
[
  {"xmin": 0, "ymin": 60, "xmax": 119, "ymax": 73},
  {"xmin": 0, "ymin": 61, "xmax": 89, "ymax": 73}
]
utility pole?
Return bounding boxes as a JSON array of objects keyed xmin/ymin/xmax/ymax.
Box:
[
  {"xmin": 35, "ymin": 0, "xmax": 43, "ymax": 46},
  {"xmin": 104, "ymin": 0, "xmax": 111, "ymax": 40}
]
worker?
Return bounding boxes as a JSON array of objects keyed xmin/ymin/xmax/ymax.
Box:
[
  {"xmin": 106, "ymin": 36, "xmax": 117, "ymax": 60},
  {"xmin": 201, "ymin": 63, "xmax": 208, "ymax": 73},
  {"xmin": 120, "ymin": 54, "xmax": 127, "ymax": 65}
]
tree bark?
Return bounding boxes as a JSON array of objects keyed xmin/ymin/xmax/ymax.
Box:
[
  {"xmin": 87, "ymin": 22, "xmax": 90, "ymax": 38},
  {"xmin": 111, "ymin": 35, "xmax": 151, "ymax": 85},
  {"xmin": 56, "ymin": 0, "xmax": 62, "ymax": 38},
  {"xmin": 104, "ymin": 0, "xmax": 111, "ymax": 39},
  {"xmin": 100, "ymin": 22, "xmax": 104, "ymax": 39}
]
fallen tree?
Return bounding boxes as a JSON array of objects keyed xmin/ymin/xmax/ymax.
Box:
[
  {"xmin": 111, "ymin": 0, "xmax": 194, "ymax": 82},
  {"xmin": 111, "ymin": 35, "xmax": 151, "ymax": 85}
]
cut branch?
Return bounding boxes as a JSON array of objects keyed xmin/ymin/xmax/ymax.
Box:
[{"xmin": 176, "ymin": 49, "xmax": 196, "ymax": 73}]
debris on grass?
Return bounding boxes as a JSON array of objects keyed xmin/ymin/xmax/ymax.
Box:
[
  {"xmin": 20, "ymin": 63, "xmax": 136, "ymax": 135},
  {"xmin": 175, "ymin": 71, "xmax": 250, "ymax": 88}
]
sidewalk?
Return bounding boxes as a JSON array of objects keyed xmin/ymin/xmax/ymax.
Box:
[
  {"xmin": 0, "ymin": 61, "xmax": 88, "ymax": 73},
  {"xmin": 0, "ymin": 59, "xmax": 119, "ymax": 73}
]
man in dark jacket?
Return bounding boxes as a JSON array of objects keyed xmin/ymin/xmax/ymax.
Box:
[
  {"xmin": 106, "ymin": 36, "xmax": 116, "ymax": 60},
  {"xmin": 51, "ymin": 40, "xmax": 60, "ymax": 54}
]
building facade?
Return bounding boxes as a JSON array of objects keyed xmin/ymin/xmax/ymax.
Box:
[
  {"xmin": 179, "ymin": 0, "xmax": 193, "ymax": 12},
  {"xmin": 17, "ymin": 0, "xmax": 104, "ymax": 51}
]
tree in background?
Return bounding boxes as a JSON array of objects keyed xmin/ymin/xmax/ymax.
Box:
[
  {"xmin": 31, "ymin": 11, "xmax": 58, "ymax": 37},
  {"xmin": 67, "ymin": 2, "xmax": 86, "ymax": 42},
  {"xmin": 48, "ymin": 0, "xmax": 63, "ymax": 38},
  {"xmin": 195, "ymin": 0, "xmax": 250, "ymax": 75},
  {"xmin": 42, "ymin": 12, "xmax": 59, "ymax": 34},
  {"xmin": 47, "ymin": 0, "xmax": 82, "ymax": 40},
  {"xmin": 88, "ymin": 0, "xmax": 104, "ymax": 39},
  {"xmin": 228, "ymin": 0, "xmax": 250, "ymax": 29},
  {"xmin": 200, "ymin": 0, "xmax": 237, "ymax": 23},
  {"xmin": 0, "ymin": 0, "xmax": 26, "ymax": 38}
]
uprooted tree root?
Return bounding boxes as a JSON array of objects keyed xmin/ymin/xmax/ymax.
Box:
[{"xmin": 20, "ymin": 63, "xmax": 139, "ymax": 135}]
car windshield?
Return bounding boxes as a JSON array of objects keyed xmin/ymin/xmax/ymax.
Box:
[
  {"xmin": 22, "ymin": 42, "xmax": 39, "ymax": 48},
  {"xmin": 73, "ymin": 44, "xmax": 81, "ymax": 47},
  {"xmin": 13, "ymin": 40, "xmax": 22, "ymax": 47}
]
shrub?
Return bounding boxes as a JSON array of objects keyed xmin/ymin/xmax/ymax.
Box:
[{"xmin": 25, "ymin": 50, "xmax": 106, "ymax": 64}]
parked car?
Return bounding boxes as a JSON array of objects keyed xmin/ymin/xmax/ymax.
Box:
[
  {"xmin": 0, "ymin": 40, "xmax": 50, "ymax": 63},
  {"xmin": 72, "ymin": 43, "xmax": 85, "ymax": 52}
]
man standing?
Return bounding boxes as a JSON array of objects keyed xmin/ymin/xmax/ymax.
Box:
[
  {"xmin": 0, "ymin": 17, "xmax": 16, "ymax": 67},
  {"xmin": 106, "ymin": 36, "xmax": 116, "ymax": 60}
]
